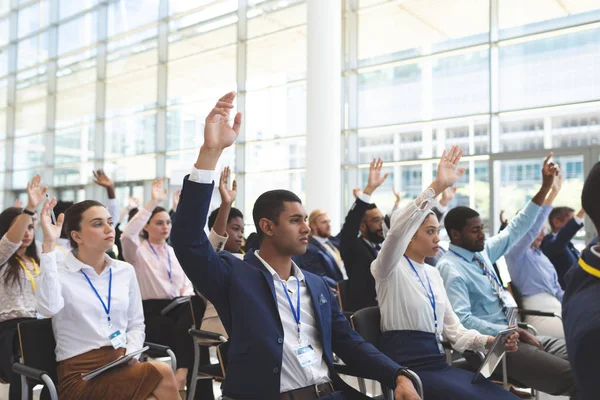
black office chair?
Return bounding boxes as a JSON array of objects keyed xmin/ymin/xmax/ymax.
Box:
[
  {"xmin": 186, "ymin": 328, "xmax": 227, "ymax": 400},
  {"xmin": 11, "ymin": 318, "xmax": 177, "ymax": 400},
  {"xmin": 508, "ymin": 282, "xmax": 562, "ymax": 327},
  {"xmin": 350, "ymin": 307, "xmax": 424, "ymax": 400}
]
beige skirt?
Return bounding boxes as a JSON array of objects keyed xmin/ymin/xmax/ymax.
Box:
[{"xmin": 57, "ymin": 346, "xmax": 162, "ymax": 400}]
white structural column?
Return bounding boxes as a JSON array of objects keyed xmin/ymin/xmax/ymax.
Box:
[{"xmin": 306, "ymin": 0, "xmax": 342, "ymax": 229}]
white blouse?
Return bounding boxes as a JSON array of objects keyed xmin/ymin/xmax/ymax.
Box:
[
  {"xmin": 35, "ymin": 251, "xmax": 145, "ymax": 362},
  {"xmin": 371, "ymin": 187, "xmax": 488, "ymax": 353}
]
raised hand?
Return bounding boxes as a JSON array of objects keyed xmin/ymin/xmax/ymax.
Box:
[
  {"xmin": 434, "ymin": 146, "xmax": 466, "ymax": 193},
  {"xmin": 499, "ymin": 210, "xmax": 508, "ymax": 226},
  {"xmin": 127, "ymin": 196, "xmax": 140, "ymax": 210},
  {"xmin": 352, "ymin": 187, "xmax": 362, "ymax": 199},
  {"xmin": 13, "ymin": 198, "xmax": 23, "ymax": 208},
  {"xmin": 393, "ymin": 186, "xmax": 401, "ymax": 205},
  {"xmin": 92, "ymin": 169, "xmax": 114, "ymax": 189},
  {"xmin": 40, "ymin": 197, "xmax": 65, "ymax": 245},
  {"xmin": 150, "ymin": 178, "xmax": 167, "ymax": 204},
  {"xmin": 172, "ymin": 190, "xmax": 181, "ymax": 211},
  {"xmin": 26, "ymin": 174, "xmax": 48, "ymax": 211},
  {"xmin": 541, "ymin": 152, "xmax": 559, "ymax": 189},
  {"xmin": 219, "ymin": 166, "xmax": 237, "ymax": 205},
  {"xmin": 203, "ymin": 92, "xmax": 242, "ymax": 152},
  {"xmin": 440, "ymin": 186, "xmax": 458, "ymax": 207},
  {"xmin": 364, "ymin": 158, "xmax": 390, "ymax": 195},
  {"xmin": 552, "ymin": 172, "xmax": 563, "ymax": 193}
]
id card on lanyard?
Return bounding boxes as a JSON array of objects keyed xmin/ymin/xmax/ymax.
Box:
[
  {"xmin": 17, "ymin": 258, "xmax": 44, "ymax": 319},
  {"xmin": 80, "ymin": 268, "xmax": 126, "ymax": 349},
  {"xmin": 404, "ymin": 255, "xmax": 444, "ymax": 353},
  {"xmin": 279, "ymin": 278, "xmax": 320, "ymax": 368}
]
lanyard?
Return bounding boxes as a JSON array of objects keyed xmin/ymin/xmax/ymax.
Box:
[
  {"xmin": 17, "ymin": 258, "xmax": 39, "ymax": 291},
  {"xmin": 404, "ymin": 255, "xmax": 438, "ymax": 331},
  {"xmin": 148, "ymin": 242, "xmax": 172, "ymax": 283},
  {"xmin": 449, "ymin": 249, "xmax": 502, "ymax": 289},
  {"xmin": 80, "ymin": 268, "xmax": 113, "ymax": 325},
  {"xmin": 579, "ymin": 257, "xmax": 600, "ymax": 278},
  {"xmin": 279, "ymin": 277, "xmax": 301, "ymax": 343}
]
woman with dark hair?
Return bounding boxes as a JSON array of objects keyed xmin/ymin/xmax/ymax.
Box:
[
  {"xmin": 35, "ymin": 197, "xmax": 178, "ymax": 400},
  {"xmin": 372, "ymin": 147, "xmax": 519, "ymax": 400},
  {"xmin": 121, "ymin": 178, "xmax": 201, "ymax": 397},
  {"xmin": 0, "ymin": 174, "xmax": 45, "ymax": 399}
]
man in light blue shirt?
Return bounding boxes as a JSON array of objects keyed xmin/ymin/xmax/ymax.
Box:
[{"xmin": 438, "ymin": 154, "xmax": 577, "ymax": 398}]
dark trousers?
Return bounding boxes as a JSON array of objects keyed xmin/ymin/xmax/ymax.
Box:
[
  {"xmin": 142, "ymin": 297, "xmax": 214, "ymax": 400},
  {"xmin": 0, "ymin": 318, "xmax": 36, "ymax": 400}
]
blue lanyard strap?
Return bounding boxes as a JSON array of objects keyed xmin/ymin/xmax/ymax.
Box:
[
  {"xmin": 404, "ymin": 255, "xmax": 437, "ymax": 330},
  {"xmin": 449, "ymin": 249, "xmax": 502, "ymax": 288},
  {"xmin": 279, "ymin": 277, "xmax": 301, "ymax": 342},
  {"xmin": 80, "ymin": 268, "xmax": 112, "ymax": 323},
  {"xmin": 148, "ymin": 242, "xmax": 172, "ymax": 283}
]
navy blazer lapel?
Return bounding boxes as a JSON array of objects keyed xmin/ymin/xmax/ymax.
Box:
[
  {"xmin": 312, "ymin": 238, "xmax": 337, "ymax": 266},
  {"xmin": 304, "ymin": 275, "xmax": 327, "ymax": 342}
]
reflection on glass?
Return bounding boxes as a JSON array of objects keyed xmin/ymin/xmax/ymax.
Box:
[
  {"xmin": 108, "ymin": 0, "xmax": 159, "ymax": 38},
  {"xmin": 244, "ymin": 170, "xmax": 305, "ymax": 215},
  {"xmin": 245, "ymin": 137, "xmax": 305, "ymax": 173},
  {"xmin": 0, "ymin": 17, "xmax": 8, "ymax": 46},
  {"xmin": 57, "ymin": 65, "xmax": 97, "ymax": 92},
  {"xmin": 54, "ymin": 163, "xmax": 94, "ymax": 187},
  {"xmin": 0, "ymin": 111, "xmax": 5, "ymax": 140},
  {"xmin": 358, "ymin": 0, "xmax": 489, "ymax": 64},
  {"xmin": 105, "ymin": 113, "xmax": 156, "ymax": 157},
  {"xmin": 56, "ymin": 84, "xmax": 96, "ymax": 128},
  {"xmin": 0, "ymin": 141, "xmax": 5, "ymax": 171},
  {"xmin": 59, "ymin": 0, "xmax": 98, "ymax": 20},
  {"xmin": 17, "ymin": 32, "xmax": 49, "ymax": 70},
  {"xmin": 247, "ymin": 1, "xmax": 305, "ymax": 39},
  {"xmin": 499, "ymin": 28, "xmax": 600, "ymax": 111},
  {"xmin": 15, "ymin": 99, "xmax": 46, "ymax": 136},
  {"xmin": 168, "ymin": 23, "xmax": 237, "ymax": 61},
  {"xmin": 13, "ymin": 169, "xmax": 41, "ymax": 190},
  {"xmin": 103, "ymin": 154, "xmax": 157, "ymax": 182},
  {"xmin": 14, "ymin": 134, "xmax": 45, "ymax": 169},
  {"xmin": 18, "ymin": 0, "xmax": 49, "ymax": 38},
  {"xmin": 58, "ymin": 12, "xmax": 97, "ymax": 55},
  {"xmin": 105, "ymin": 66, "xmax": 157, "ymax": 118},
  {"xmin": 55, "ymin": 126, "xmax": 95, "ymax": 164},
  {"xmin": 245, "ymin": 83, "xmax": 305, "ymax": 141},
  {"xmin": 16, "ymin": 80, "xmax": 47, "ymax": 103},
  {"xmin": 0, "ymin": 50, "xmax": 7, "ymax": 77},
  {"xmin": 167, "ymin": 101, "xmax": 213, "ymax": 151},
  {"xmin": 0, "ymin": 79, "xmax": 6, "ymax": 108}
]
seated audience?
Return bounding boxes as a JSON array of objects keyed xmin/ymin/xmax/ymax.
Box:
[
  {"xmin": 437, "ymin": 153, "xmax": 577, "ymax": 398},
  {"xmin": 171, "ymin": 92, "xmax": 421, "ymax": 400},
  {"xmin": 562, "ymin": 161, "xmax": 600, "ymax": 400},
  {"xmin": 541, "ymin": 205, "xmax": 586, "ymax": 289},
  {"xmin": 505, "ymin": 173, "xmax": 565, "ymax": 338},
  {"xmin": 294, "ymin": 208, "xmax": 347, "ymax": 289},
  {"xmin": 120, "ymin": 178, "xmax": 204, "ymax": 396},
  {"xmin": 373, "ymin": 146, "xmax": 519, "ymax": 399},
  {"xmin": 0, "ymin": 175, "xmax": 44, "ymax": 400},
  {"xmin": 115, "ymin": 197, "xmax": 140, "ymax": 261},
  {"xmin": 35, "ymin": 198, "xmax": 178, "ymax": 400},
  {"xmin": 340, "ymin": 158, "xmax": 388, "ymax": 311}
]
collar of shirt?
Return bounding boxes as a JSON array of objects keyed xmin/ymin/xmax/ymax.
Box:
[
  {"xmin": 254, "ymin": 250, "xmax": 305, "ymax": 282},
  {"xmin": 448, "ymin": 243, "xmax": 478, "ymax": 262},
  {"xmin": 64, "ymin": 251, "xmax": 116, "ymax": 273},
  {"xmin": 312, "ymin": 236, "xmax": 329, "ymax": 246}
]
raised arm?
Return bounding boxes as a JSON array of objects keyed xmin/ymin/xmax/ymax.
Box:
[
  {"xmin": 340, "ymin": 158, "xmax": 388, "ymax": 255},
  {"xmin": 36, "ymin": 198, "xmax": 66, "ymax": 317},
  {"xmin": 213, "ymin": 166, "xmax": 237, "ymax": 239},
  {"xmin": 5, "ymin": 175, "xmax": 46, "ymax": 247},
  {"xmin": 485, "ymin": 152, "xmax": 558, "ymax": 263},
  {"xmin": 93, "ymin": 169, "xmax": 119, "ymax": 227},
  {"xmin": 120, "ymin": 178, "xmax": 166, "ymax": 264},
  {"xmin": 372, "ymin": 146, "xmax": 465, "ymax": 281},
  {"xmin": 171, "ymin": 92, "xmax": 241, "ymax": 311}
]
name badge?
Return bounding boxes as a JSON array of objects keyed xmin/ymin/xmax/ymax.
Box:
[
  {"xmin": 108, "ymin": 329, "xmax": 127, "ymax": 349},
  {"xmin": 295, "ymin": 343, "xmax": 320, "ymax": 368},
  {"xmin": 436, "ymin": 335, "xmax": 445, "ymax": 354},
  {"xmin": 499, "ymin": 291, "xmax": 517, "ymax": 308}
]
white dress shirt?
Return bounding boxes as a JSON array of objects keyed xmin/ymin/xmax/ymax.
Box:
[
  {"xmin": 189, "ymin": 166, "xmax": 331, "ymax": 393},
  {"xmin": 371, "ymin": 187, "xmax": 488, "ymax": 353},
  {"xmin": 35, "ymin": 251, "xmax": 145, "ymax": 362}
]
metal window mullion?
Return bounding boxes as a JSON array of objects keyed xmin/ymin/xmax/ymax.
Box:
[
  {"xmin": 489, "ymin": 0, "xmax": 500, "ymax": 234},
  {"xmin": 156, "ymin": 0, "xmax": 169, "ymax": 179},
  {"xmin": 44, "ymin": 0, "xmax": 58, "ymax": 187},
  {"xmin": 236, "ymin": 0, "xmax": 247, "ymax": 215},
  {"xmin": 92, "ymin": 2, "xmax": 108, "ymax": 201}
]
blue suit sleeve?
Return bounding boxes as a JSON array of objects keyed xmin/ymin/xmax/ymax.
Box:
[
  {"xmin": 328, "ymin": 284, "xmax": 403, "ymax": 389},
  {"xmin": 294, "ymin": 250, "xmax": 337, "ymax": 288},
  {"xmin": 171, "ymin": 176, "xmax": 233, "ymax": 310},
  {"xmin": 541, "ymin": 218, "xmax": 584, "ymax": 256}
]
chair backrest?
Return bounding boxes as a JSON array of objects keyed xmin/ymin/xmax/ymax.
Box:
[
  {"xmin": 508, "ymin": 282, "xmax": 524, "ymax": 309},
  {"xmin": 350, "ymin": 306, "xmax": 381, "ymax": 347},
  {"xmin": 18, "ymin": 318, "xmax": 58, "ymax": 385},
  {"xmin": 336, "ymin": 279, "xmax": 350, "ymax": 312}
]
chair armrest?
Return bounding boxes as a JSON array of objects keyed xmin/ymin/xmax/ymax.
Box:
[
  {"xmin": 189, "ymin": 329, "xmax": 227, "ymax": 343},
  {"xmin": 520, "ymin": 309, "xmax": 562, "ymax": 319},
  {"xmin": 402, "ymin": 369, "xmax": 424, "ymax": 398},
  {"xmin": 144, "ymin": 342, "xmax": 172, "ymax": 355},
  {"xmin": 160, "ymin": 296, "xmax": 191, "ymax": 315},
  {"xmin": 12, "ymin": 362, "xmax": 48, "ymax": 381},
  {"xmin": 517, "ymin": 322, "xmax": 538, "ymax": 335}
]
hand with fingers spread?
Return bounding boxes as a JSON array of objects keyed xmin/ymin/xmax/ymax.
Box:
[
  {"xmin": 431, "ymin": 146, "xmax": 466, "ymax": 196},
  {"xmin": 127, "ymin": 196, "xmax": 140, "ymax": 211},
  {"xmin": 364, "ymin": 158, "xmax": 390, "ymax": 196},
  {"xmin": 219, "ymin": 166, "xmax": 237, "ymax": 205},
  {"xmin": 352, "ymin": 187, "xmax": 362, "ymax": 199},
  {"xmin": 440, "ymin": 186, "xmax": 458, "ymax": 207},
  {"xmin": 26, "ymin": 174, "xmax": 48, "ymax": 213},
  {"xmin": 150, "ymin": 178, "xmax": 168, "ymax": 205},
  {"xmin": 14, "ymin": 198, "xmax": 23, "ymax": 208},
  {"xmin": 93, "ymin": 169, "xmax": 116, "ymax": 199},
  {"xmin": 172, "ymin": 189, "xmax": 182, "ymax": 212},
  {"xmin": 393, "ymin": 186, "xmax": 401, "ymax": 207},
  {"xmin": 541, "ymin": 152, "xmax": 560, "ymax": 190},
  {"xmin": 40, "ymin": 197, "xmax": 65, "ymax": 253}
]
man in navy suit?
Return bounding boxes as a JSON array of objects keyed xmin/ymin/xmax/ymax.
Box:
[
  {"xmin": 562, "ymin": 161, "xmax": 600, "ymax": 400},
  {"xmin": 294, "ymin": 210, "xmax": 346, "ymax": 289},
  {"xmin": 171, "ymin": 92, "xmax": 420, "ymax": 400},
  {"xmin": 541, "ymin": 206, "xmax": 586, "ymax": 288}
]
